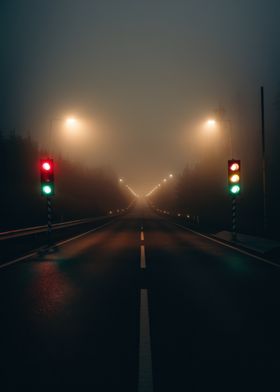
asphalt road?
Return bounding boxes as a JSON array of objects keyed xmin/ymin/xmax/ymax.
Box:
[{"xmin": 1, "ymin": 202, "xmax": 280, "ymax": 391}]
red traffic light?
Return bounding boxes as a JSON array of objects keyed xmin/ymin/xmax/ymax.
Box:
[
  {"xmin": 42, "ymin": 162, "xmax": 51, "ymax": 171},
  {"xmin": 40, "ymin": 158, "xmax": 55, "ymax": 197},
  {"xmin": 229, "ymin": 162, "xmax": 240, "ymax": 171},
  {"xmin": 41, "ymin": 159, "xmax": 53, "ymax": 172}
]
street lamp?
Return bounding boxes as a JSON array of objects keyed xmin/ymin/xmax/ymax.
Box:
[
  {"xmin": 206, "ymin": 119, "xmax": 217, "ymax": 128},
  {"xmin": 65, "ymin": 117, "xmax": 77, "ymax": 127},
  {"xmin": 49, "ymin": 116, "xmax": 78, "ymax": 153},
  {"xmin": 205, "ymin": 117, "xmax": 233, "ymax": 158},
  {"xmin": 64, "ymin": 117, "xmax": 80, "ymax": 135}
]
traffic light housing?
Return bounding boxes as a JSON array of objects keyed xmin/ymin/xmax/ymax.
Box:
[
  {"xmin": 40, "ymin": 158, "xmax": 55, "ymax": 196},
  {"xmin": 228, "ymin": 160, "xmax": 240, "ymax": 196}
]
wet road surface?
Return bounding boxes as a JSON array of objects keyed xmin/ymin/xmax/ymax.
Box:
[{"xmin": 1, "ymin": 203, "xmax": 280, "ymax": 391}]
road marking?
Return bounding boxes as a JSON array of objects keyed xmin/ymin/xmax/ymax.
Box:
[
  {"xmin": 171, "ymin": 221, "xmax": 280, "ymax": 269},
  {"xmin": 138, "ymin": 289, "xmax": 154, "ymax": 392},
  {"xmin": 140, "ymin": 245, "xmax": 146, "ymax": 269},
  {"xmin": 0, "ymin": 219, "xmax": 117, "ymax": 270},
  {"xmin": 141, "ymin": 231, "xmax": 144, "ymax": 241},
  {"xmin": 0, "ymin": 252, "xmax": 38, "ymax": 270},
  {"xmin": 56, "ymin": 220, "xmax": 115, "ymax": 246}
]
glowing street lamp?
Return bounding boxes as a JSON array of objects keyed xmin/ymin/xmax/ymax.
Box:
[
  {"xmin": 49, "ymin": 115, "xmax": 80, "ymax": 152},
  {"xmin": 64, "ymin": 116, "xmax": 80, "ymax": 136},
  {"xmin": 206, "ymin": 119, "xmax": 217, "ymax": 128},
  {"xmin": 65, "ymin": 117, "xmax": 77, "ymax": 127},
  {"xmin": 205, "ymin": 116, "xmax": 233, "ymax": 158}
]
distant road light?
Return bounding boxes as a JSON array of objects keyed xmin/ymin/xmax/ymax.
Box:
[
  {"xmin": 169, "ymin": 174, "xmax": 173, "ymax": 178},
  {"xmin": 126, "ymin": 184, "xmax": 138, "ymax": 197}
]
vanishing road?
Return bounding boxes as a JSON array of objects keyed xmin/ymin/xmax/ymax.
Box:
[{"xmin": 1, "ymin": 202, "xmax": 280, "ymax": 391}]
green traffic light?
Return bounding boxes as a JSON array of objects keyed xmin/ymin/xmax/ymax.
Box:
[
  {"xmin": 230, "ymin": 184, "xmax": 240, "ymax": 195},
  {"xmin": 42, "ymin": 184, "xmax": 53, "ymax": 195}
]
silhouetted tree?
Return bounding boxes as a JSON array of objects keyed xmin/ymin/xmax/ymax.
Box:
[{"xmin": 0, "ymin": 135, "xmax": 133, "ymax": 230}]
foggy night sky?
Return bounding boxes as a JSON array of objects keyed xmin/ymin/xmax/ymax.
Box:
[{"xmin": 1, "ymin": 0, "xmax": 280, "ymax": 195}]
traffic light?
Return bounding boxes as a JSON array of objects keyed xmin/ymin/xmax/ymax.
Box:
[
  {"xmin": 40, "ymin": 158, "xmax": 54, "ymax": 196},
  {"xmin": 228, "ymin": 160, "xmax": 240, "ymax": 196}
]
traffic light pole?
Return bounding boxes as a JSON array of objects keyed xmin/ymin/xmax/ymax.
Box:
[
  {"xmin": 47, "ymin": 197, "xmax": 52, "ymax": 246},
  {"xmin": 261, "ymin": 86, "xmax": 267, "ymax": 233},
  {"xmin": 232, "ymin": 197, "xmax": 237, "ymax": 241}
]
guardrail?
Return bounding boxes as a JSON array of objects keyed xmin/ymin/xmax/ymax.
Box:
[{"xmin": 0, "ymin": 202, "xmax": 135, "ymax": 241}]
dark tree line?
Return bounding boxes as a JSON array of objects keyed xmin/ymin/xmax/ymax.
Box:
[{"xmin": 0, "ymin": 132, "xmax": 133, "ymax": 231}]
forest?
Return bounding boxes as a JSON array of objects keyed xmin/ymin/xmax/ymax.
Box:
[{"xmin": 0, "ymin": 132, "xmax": 133, "ymax": 231}]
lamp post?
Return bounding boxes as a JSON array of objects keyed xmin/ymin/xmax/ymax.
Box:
[
  {"xmin": 222, "ymin": 119, "xmax": 233, "ymax": 159},
  {"xmin": 48, "ymin": 116, "xmax": 78, "ymax": 154},
  {"xmin": 206, "ymin": 118, "xmax": 233, "ymax": 158}
]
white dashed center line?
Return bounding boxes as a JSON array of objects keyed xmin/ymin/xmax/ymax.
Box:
[
  {"xmin": 138, "ymin": 227, "xmax": 153, "ymax": 391},
  {"xmin": 138, "ymin": 289, "xmax": 154, "ymax": 392},
  {"xmin": 140, "ymin": 244, "xmax": 146, "ymax": 269}
]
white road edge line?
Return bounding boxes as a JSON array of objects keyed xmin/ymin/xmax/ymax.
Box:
[
  {"xmin": 140, "ymin": 245, "xmax": 146, "ymax": 269},
  {"xmin": 171, "ymin": 221, "xmax": 280, "ymax": 269},
  {"xmin": 141, "ymin": 231, "xmax": 145, "ymax": 241},
  {"xmin": 0, "ymin": 219, "xmax": 117, "ymax": 270},
  {"xmin": 56, "ymin": 220, "xmax": 114, "ymax": 247},
  {"xmin": 0, "ymin": 252, "xmax": 38, "ymax": 270},
  {"xmin": 138, "ymin": 289, "xmax": 154, "ymax": 392}
]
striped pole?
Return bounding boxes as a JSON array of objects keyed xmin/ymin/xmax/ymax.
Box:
[
  {"xmin": 232, "ymin": 197, "xmax": 237, "ymax": 241},
  {"xmin": 47, "ymin": 197, "xmax": 52, "ymax": 245}
]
